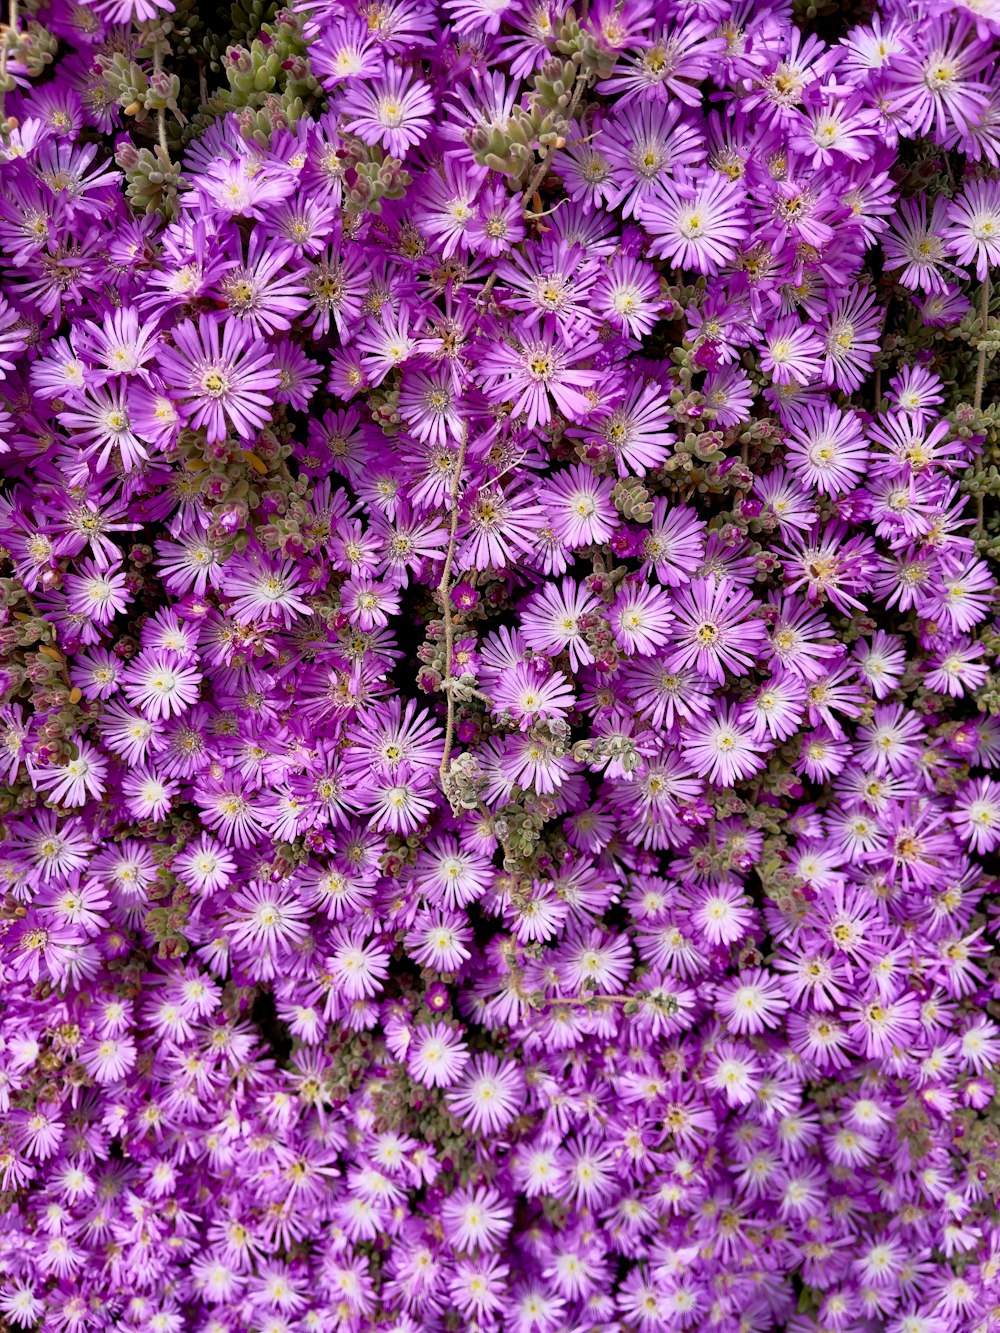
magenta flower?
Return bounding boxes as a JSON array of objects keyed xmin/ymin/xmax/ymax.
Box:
[
  {"xmin": 640, "ymin": 170, "xmax": 748, "ymax": 273},
  {"xmin": 944, "ymin": 177, "xmax": 1000, "ymax": 280},
  {"xmin": 4, "ymin": 3, "xmax": 1000, "ymax": 1324},
  {"xmin": 683, "ymin": 705, "xmax": 767, "ymax": 787},
  {"xmin": 477, "ymin": 320, "xmax": 601, "ymax": 430},
  {"xmin": 609, "ymin": 580, "xmax": 674, "ymax": 656},
  {"xmin": 340, "ymin": 65, "xmax": 435, "ymax": 158},
  {"xmin": 667, "ymin": 576, "xmax": 766, "ymax": 683},
  {"xmin": 158, "ymin": 313, "xmax": 281, "ymax": 442}
]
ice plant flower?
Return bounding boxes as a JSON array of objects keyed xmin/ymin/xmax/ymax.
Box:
[
  {"xmin": 0, "ymin": 2, "xmax": 998, "ymax": 1328},
  {"xmin": 158, "ymin": 313, "xmax": 281, "ymax": 442}
]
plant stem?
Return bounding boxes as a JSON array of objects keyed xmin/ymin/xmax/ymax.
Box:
[
  {"xmin": 0, "ymin": 0, "xmax": 15, "ymax": 124},
  {"xmin": 975, "ymin": 270, "xmax": 990, "ymax": 414},
  {"xmin": 438, "ymin": 425, "xmax": 470, "ymax": 792},
  {"xmin": 975, "ymin": 271, "xmax": 990, "ymax": 536},
  {"xmin": 443, "ymin": 678, "xmax": 493, "ymax": 708},
  {"xmin": 522, "ymin": 66, "xmax": 590, "ymax": 206},
  {"xmin": 154, "ymin": 41, "xmax": 169, "ymax": 156},
  {"xmin": 538, "ymin": 992, "xmax": 636, "ymax": 1008}
]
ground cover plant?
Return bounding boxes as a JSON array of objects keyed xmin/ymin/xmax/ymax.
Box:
[{"xmin": 2, "ymin": 0, "xmax": 1000, "ymax": 1329}]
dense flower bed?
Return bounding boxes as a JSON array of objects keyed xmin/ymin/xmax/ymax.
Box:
[{"xmin": 2, "ymin": 0, "xmax": 1000, "ymax": 1328}]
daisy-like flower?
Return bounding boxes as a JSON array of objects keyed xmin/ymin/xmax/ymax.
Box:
[
  {"xmin": 477, "ymin": 320, "xmax": 601, "ymax": 430},
  {"xmin": 593, "ymin": 252, "xmax": 666, "ymax": 339},
  {"xmin": 819, "ymin": 286, "xmax": 882, "ymax": 394},
  {"xmin": 641, "ymin": 170, "xmax": 748, "ymax": 274},
  {"xmin": 543, "ymin": 465, "xmax": 619, "ymax": 549},
  {"xmin": 704, "ymin": 1041, "xmax": 762, "ymax": 1107},
  {"xmin": 78, "ymin": 306, "xmax": 161, "ymax": 380},
  {"xmin": 64, "ymin": 559, "xmax": 131, "ymax": 625},
  {"xmin": 327, "ymin": 927, "xmax": 391, "ymax": 999},
  {"xmin": 556, "ymin": 928, "xmax": 632, "ymax": 994},
  {"xmin": 951, "ymin": 777, "xmax": 1000, "ymax": 854},
  {"xmin": 598, "ymin": 101, "xmax": 706, "ymax": 219},
  {"xmin": 157, "ymin": 313, "xmax": 281, "ymax": 443},
  {"xmin": 792, "ymin": 88, "xmax": 879, "ymax": 166},
  {"xmin": 716, "ymin": 968, "xmax": 789, "ymax": 1035},
  {"xmin": 890, "ymin": 14, "xmax": 991, "ymax": 140},
  {"xmin": 56, "ymin": 379, "xmax": 149, "ymax": 472},
  {"xmin": 944, "ymin": 178, "xmax": 1000, "ymax": 280},
  {"xmin": 497, "ymin": 239, "xmax": 599, "ymax": 334},
  {"xmin": 214, "ymin": 231, "xmax": 309, "ymax": 337},
  {"xmin": 598, "ymin": 20, "xmax": 726, "ymax": 108},
  {"xmin": 0, "ymin": 1284, "xmax": 44, "ymax": 1327},
  {"xmin": 226, "ymin": 882, "xmax": 310, "ymax": 973},
  {"xmin": 921, "ymin": 555, "xmax": 994, "ymax": 632},
  {"xmin": 0, "ymin": 295, "xmax": 27, "ymax": 377},
  {"xmin": 753, "ymin": 467, "xmax": 816, "ymax": 534},
  {"xmin": 446, "ymin": 1055, "xmax": 525, "ymax": 1136},
  {"xmin": 340, "ymin": 65, "xmax": 435, "ymax": 158},
  {"xmin": 304, "ymin": 239, "xmax": 370, "ymax": 341},
  {"xmin": 759, "ymin": 317, "xmax": 825, "ymax": 386},
  {"xmin": 740, "ymin": 672, "xmax": 807, "ymax": 742},
  {"xmin": 121, "ymin": 766, "xmax": 180, "ymax": 821},
  {"xmin": 924, "ymin": 638, "xmax": 989, "ymax": 697},
  {"xmin": 406, "ymin": 909, "xmax": 472, "ymax": 972},
  {"xmin": 122, "ymin": 654, "xmax": 203, "ymax": 720},
  {"xmin": 703, "ymin": 364, "xmax": 754, "ymax": 428},
  {"xmin": 356, "ymin": 308, "xmax": 418, "ymax": 385},
  {"xmin": 667, "ymin": 576, "xmax": 765, "ymax": 683},
  {"xmin": 155, "ymin": 531, "xmax": 223, "ymax": 597},
  {"xmin": 520, "ymin": 579, "xmax": 600, "ymax": 672},
  {"xmin": 457, "ymin": 484, "xmax": 546, "ymax": 571},
  {"xmin": 30, "ymin": 742, "xmax": 108, "ymax": 808},
  {"xmin": 610, "ymin": 580, "xmax": 674, "ymax": 656},
  {"xmin": 173, "ymin": 834, "xmax": 236, "ymax": 895},
  {"xmin": 79, "ymin": 1036, "xmax": 137, "ymax": 1086},
  {"xmin": 340, "ymin": 577, "xmax": 401, "ymax": 631},
  {"xmin": 222, "ymin": 551, "xmax": 312, "ymax": 626},
  {"xmin": 573, "ymin": 377, "xmax": 676, "ymax": 476},
  {"xmin": 785, "ymin": 402, "xmax": 869, "ymax": 494},
  {"xmin": 448, "ymin": 1256, "xmax": 509, "ymax": 1320},
  {"xmin": 491, "ymin": 662, "xmax": 576, "ymax": 730},
  {"xmin": 441, "ymin": 1185, "xmax": 512, "ymax": 1255},
  {"xmin": 364, "ymin": 764, "xmax": 436, "ymax": 835},
  {"xmin": 193, "ymin": 777, "xmax": 266, "ymax": 849},
  {"xmin": 639, "ymin": 501, "xmax": 706, "ymax": 586},
  {"xmin": 98, "ymin": 702, "xmax": 156, "ymax": 766},
  {"xmin": 416, "ymin": 837, "xmax": 492, "ymax": 909},
  {"xmin": 683, "ymin": 705, "xmax": 766, "ymax": 787},
  {"xmin": 687, "ymin": 881, "xmax": 755, "ymax": 947},
  {"xmin": 854, "ymin": 631, "xmax": 907, "ymax": 699},
  {"xmin": 886, "ymin": 364, "xmax": 945, "ymax": 423},
  {"xmin": 397, "ymin": 368, "xmax": 466, "ymax": 446},
  {"xmin": 30, "ymin": 335, "xmax": 92, "ymax": 400},
  {"xmin": 882, "ymin": 195, "xmax": 961, "ymax": 293},
  {"xmin": 407, "ymin": 1023, "xmax": 470, "ymax": 1088}
]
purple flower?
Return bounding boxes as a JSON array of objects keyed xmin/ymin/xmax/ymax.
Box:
[{"xmin": 158, "ymin": 313, "xmax": 281, "ymax": 442}]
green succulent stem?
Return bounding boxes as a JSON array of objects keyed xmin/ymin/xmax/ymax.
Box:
[{"xmin": 521, "ymin": 63, "xmax": 590, "ymax": 206}]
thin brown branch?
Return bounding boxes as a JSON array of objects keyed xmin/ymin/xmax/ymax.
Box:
[
  {"xmin": 438, "ymin": 424, "xmax": 470, "ymax": 791},
  {"xmin": 975, "ymin": 270, "xmax": 990, "ymax": 415}
]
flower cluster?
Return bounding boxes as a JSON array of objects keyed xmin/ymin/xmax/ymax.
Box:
[{"xmin": 2, "ymin": 0, "xmax": 1000, "ymax": 1330}]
